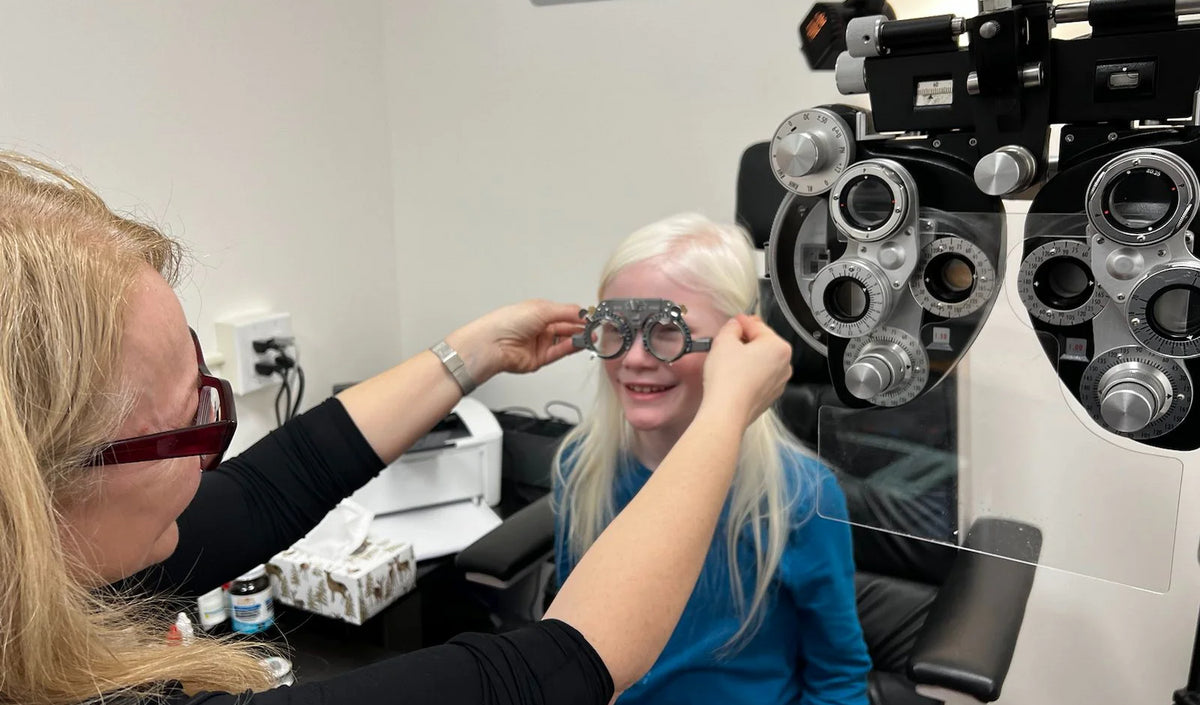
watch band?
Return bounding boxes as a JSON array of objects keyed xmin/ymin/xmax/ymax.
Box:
[{"xmin": 430, "ymin": 340, "xmax": 477, "ymax": 395}]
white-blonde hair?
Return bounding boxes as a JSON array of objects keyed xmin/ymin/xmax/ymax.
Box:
[{"xmin": 553, "ymin": 212, "xmax": 817, "ymax": 651}]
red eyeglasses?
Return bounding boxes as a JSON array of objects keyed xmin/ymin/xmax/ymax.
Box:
[{"xmin": 88, "ymin": 328, "xmax": 237, "ymax": 471}]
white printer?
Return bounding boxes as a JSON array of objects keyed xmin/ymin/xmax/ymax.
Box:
[{"xmin": 351, "ymin": 397, "xmax": 504, "ymax": 561}]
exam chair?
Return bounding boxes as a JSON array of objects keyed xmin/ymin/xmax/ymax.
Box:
[{"xmin": 455, "ymin": 493, "xmax": 556, "ymax": 632}]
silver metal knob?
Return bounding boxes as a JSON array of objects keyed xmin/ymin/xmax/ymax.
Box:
[
  {"xmin": 1021, "ymin": 62, "xmax": 1044, "ymax": 89},
  {"xmin": 979, "ymin": 20, "xmax": 1001, "ymax": 39},
  {"xmin": 974, "ymin": 145, "xmax": 1037, "ymax": 196},
  {"xmin": 846, "ymin": 357, "xmax": 892, "ymax": 400},
  {"xmin": 1099, "ymin": 362, "xmax": 1171, "ymax": 433},
  {"xmin": 845, "ymin": 343, "xmax": 910, "ymax": 400},
  {"xmin": 835, "ymin": 52, "xmax": 868, "ymax": 95},
  {"xmin": 1106, "ymin": 247, "xmax": 1145, "ymax": 281},
  {"xmin": 1101, "ymin": 382, "xmax": 1159, "ymax": 433},
  {"xmin": 774, "ymin": 132, "xmax": 823, "ymax": 178},
  {"xmin": 846, "ymin": 15, "xmax": 886, "ymax": 58}
]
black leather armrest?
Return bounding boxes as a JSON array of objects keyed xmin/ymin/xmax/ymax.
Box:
[
  {"xmin": 907, "ymin": 518, "xmax": 1043, "ymax": 702},
  {"xmin": 456, "ymin": 495, "xmax": 555, "ymax": 586},
  {"xmin": 869, "ymin": 672, "xmax": 942, "ymax": 705}
]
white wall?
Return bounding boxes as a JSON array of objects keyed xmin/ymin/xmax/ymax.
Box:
[
  {"xmin": 0, "ymin": 1, "xmax": 399, "ymax": 455},
  {"xmin": 384, "ymin": 2, "xmax": 1199, "ymax": 704},
  {"xmin": 383, "ymin": 0, "xmax": 851, "ymax": 415}
]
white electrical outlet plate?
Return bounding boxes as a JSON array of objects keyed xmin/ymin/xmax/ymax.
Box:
[{"xmin": 215, "ymin": 311, "xmax": 293, "ymax": 396}]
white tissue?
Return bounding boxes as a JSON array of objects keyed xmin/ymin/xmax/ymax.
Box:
[{"xmin": 292, "ymin": 499, "xmax": 374, "ymax": 560}]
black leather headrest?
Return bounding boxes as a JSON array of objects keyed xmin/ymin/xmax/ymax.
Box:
[
  {"xmin": 736, "ymin": 141, "xmax": 789, "ymax": 249},
  {"xmin": 758, "ymin": 280, "xmax": 834, "ymax": 387}
]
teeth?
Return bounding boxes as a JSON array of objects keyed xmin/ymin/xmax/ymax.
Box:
[{"xmin": 628, "ymin": 385, "xmax": 668, "ymax": 394}]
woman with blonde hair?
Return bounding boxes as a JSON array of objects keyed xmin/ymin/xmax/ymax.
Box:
[
  {"xmin": 555, "ymin": 213, "xmax": 871, "ymax": 704},
  {"xmin": 0, "ymin": 153, "xmax": 794, "ymax": 705}
]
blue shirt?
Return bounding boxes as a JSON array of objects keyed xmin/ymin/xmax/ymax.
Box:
[{"xmin": 555, "ymin": 449, "xmax": 871, "ymax": 705}]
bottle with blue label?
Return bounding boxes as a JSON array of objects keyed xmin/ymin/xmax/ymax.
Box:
[{"xmin": 230, "ymin": 565, "xmax": 275, "ymax": 634}]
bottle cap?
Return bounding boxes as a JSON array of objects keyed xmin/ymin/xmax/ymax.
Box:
[
  {"xmin": 175, "ymin": 612, "xmax": 196, "ymax": 644},
  {"xmin": 262, "ymin": 656, "xmax": 295, "ymax": 687}
]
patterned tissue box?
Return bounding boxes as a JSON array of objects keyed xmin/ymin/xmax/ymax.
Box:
[{"xmin": 267, "ymin": 537, "xmax": 416, "ymax": 625}]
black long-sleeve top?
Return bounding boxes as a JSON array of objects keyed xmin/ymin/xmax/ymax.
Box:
[{"xmin": 123, "ymin": 398, "xmax": 613, "ymax": 705}]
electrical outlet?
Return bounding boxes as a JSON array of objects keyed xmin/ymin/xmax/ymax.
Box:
[{"xmin": 215, "ymin": 312, "xmax": 293, "ymax": 396}]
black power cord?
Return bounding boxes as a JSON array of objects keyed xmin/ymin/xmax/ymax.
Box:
[
  {"xmin": 290, "ymin": 365, "xmax": 305, "ymax": 419},
  {"xmin": 253, "ymin": 338, "xmax": 305, "ymax": 427}
]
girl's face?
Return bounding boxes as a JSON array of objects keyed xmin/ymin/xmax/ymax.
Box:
[{"xmin": 600, "ymin": 260, "xmax": 728, "ymax": 444}]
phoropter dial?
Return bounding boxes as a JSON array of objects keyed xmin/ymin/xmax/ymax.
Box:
[
  {"xmin": 830, "ymin": 159, "xmax": 918, "ymax": 243},
  {"xmin": 842, "ymin": 327, "xmax": 929, "ymax": 407},
  {"xmin": 911, "ymin": 236, "xmax": 997, "ymax": 318},
  {"xmin": 1126, "ymin": 262, "xmax": 1200, "ymax": 358},
  {"xmin": 810, "ymin": 259, "xmax": 893, "ymax": 338},
  {"xmin": 1080, "ymin": 346, "xmax": 1192, "ymax": 439},
  {"xmin": 1086, "ymin": 148, "xmax": 1199, "ymax": 247},
  {"xmin": 770, "ymin": 108, "xmax": 856, "ymax": 196},
  {"xmin": 1017, "ymin": 239, "xmax": 1109, "ymax": 326}
]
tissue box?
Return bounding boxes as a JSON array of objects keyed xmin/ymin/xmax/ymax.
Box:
[{"xmin": 266, "ymin": 537, "xmax": 416, "ymax": 625}]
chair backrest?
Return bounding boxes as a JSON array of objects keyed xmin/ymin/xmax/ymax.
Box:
[{"xmin": 735, "ymin": 141, "xmax": 788, "ymax": 249}]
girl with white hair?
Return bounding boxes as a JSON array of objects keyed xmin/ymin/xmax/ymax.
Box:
[{"xmin": 555, "ymin": 213, "xmax": 871, "ymax": 704}]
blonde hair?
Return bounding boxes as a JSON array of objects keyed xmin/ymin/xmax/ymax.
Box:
[
  {"xmin": 0, "ymin": 152, "xmax": 274, "ymax": 704},
  {"xmin": 554, "ymin": 212, "xmax": 817, "ymax": 651}
]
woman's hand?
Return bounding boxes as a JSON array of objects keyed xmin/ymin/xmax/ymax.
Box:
[
  {"xmin": 446, "ymin": 299, "xmax": 585, "ymax": 383},
  {"xmin": 700, "ymin": 314, "xmax": 792, "ymax": 428},
  {"xmin": 336, "ymin": 298, "xmax": 584, "ymax": 465}
]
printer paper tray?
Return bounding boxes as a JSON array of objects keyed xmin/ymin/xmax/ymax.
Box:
[{"xmin": 369, "ymin": 500, "xmax": 502, "ymax": 562}]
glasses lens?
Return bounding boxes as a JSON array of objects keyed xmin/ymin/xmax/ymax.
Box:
[
  {"xmin": 196, "ymin": 385, "xmax": 220, "ymax": 425},
  {"xmin": 593, "ymin": 320, "xmax": 626, "ymax": 358},
  {"xmin": 647, "ymin": 321, "xmax": 686, "ymax": 361}
]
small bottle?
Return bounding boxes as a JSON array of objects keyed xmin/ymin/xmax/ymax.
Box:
[
  {"xmin": 165, "ymin": 623, "xmax": 183, "ymax": 646},
  {"xmin": 229, "ymin": 565, "xmax": 275, "ymax": 635},
  {"xmin": 175, "ymin": 612, "xmax": 196, "ymax": 645},
  {"xmin": 197, "ymin": 586, "xmax": 228, "ymax": 632}
]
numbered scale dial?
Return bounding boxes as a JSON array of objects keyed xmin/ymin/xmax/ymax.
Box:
[
  {"xmin": 811, "ymin": 259, "xmax": 893, "ymax": 338},
  {"xmin": 911, "ymin": 237, "xmax": 997, "ymax": 318},
  {"xmin": 1086, "ymin": 148, "xmax": 1199, "ymax": 247},
  {"xmin": 1018, "ymin": 239, "xmax": 1109, "ymax": 326},
  {"xmin": 1127, "ymin": 263, "xmax": 1200, "ymax": 358},
  {"xmin": 1080, "ymin": 346, "xmax": 1193, "ymax": 439},
  {"xmin": 770, "ymin": 108, "xmax": 855, "ymax": 196},
  {"xmin": 842, "ymin": 327, "xmax": 929, "ymax": 407}
]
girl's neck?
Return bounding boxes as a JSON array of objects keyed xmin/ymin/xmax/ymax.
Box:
[{"xmin": 630, "ymin": 426, "xmax": 686, "ymax": 471}]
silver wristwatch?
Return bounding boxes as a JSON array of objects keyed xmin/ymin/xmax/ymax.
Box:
[{"xmin": 430, "ymin": 340, "xmax": 477, "ymax": 395}]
